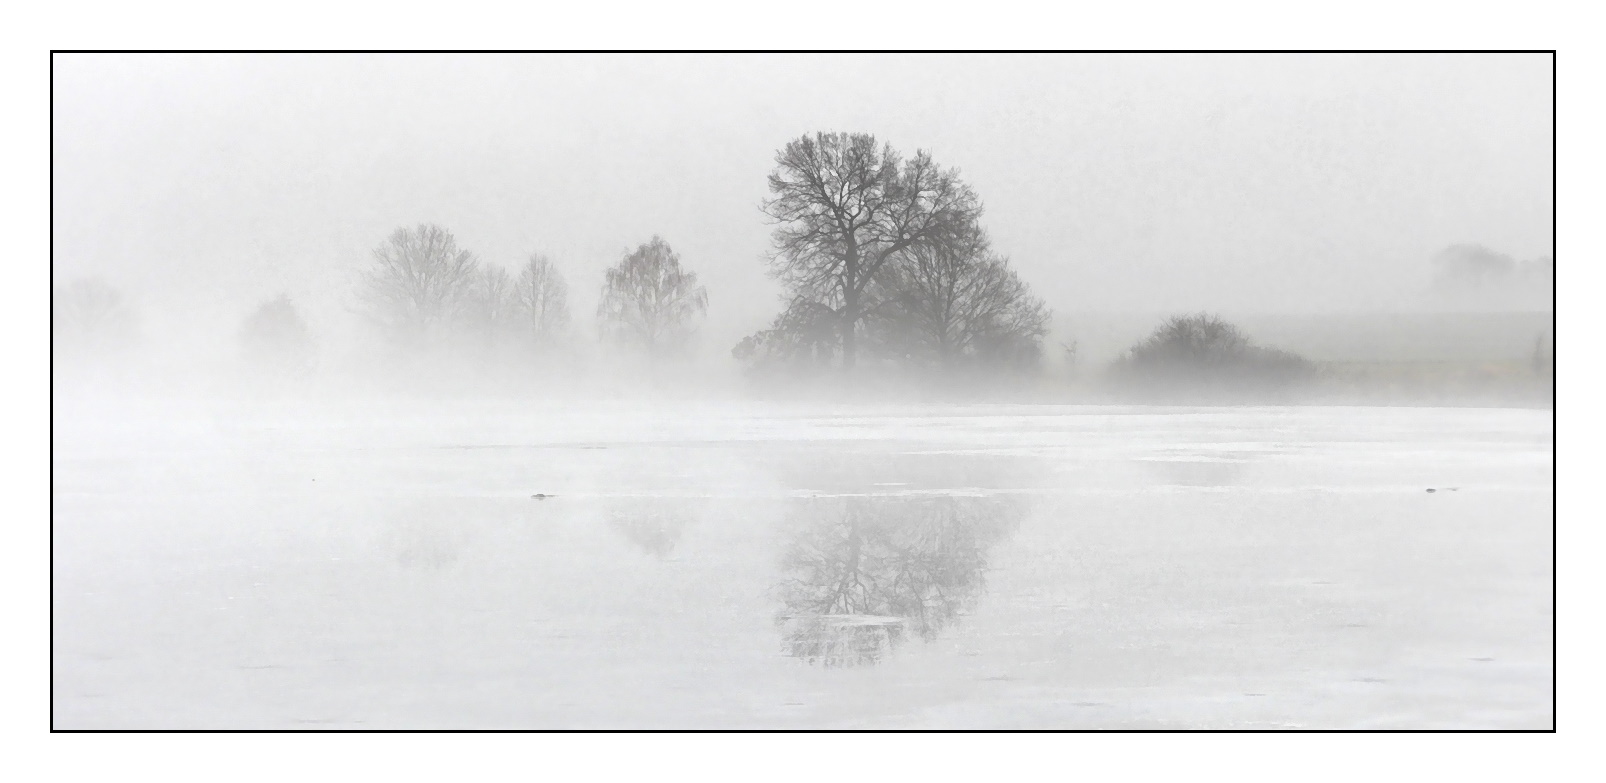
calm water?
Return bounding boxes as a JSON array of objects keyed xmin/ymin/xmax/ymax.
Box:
[{"xmin": 51, "ymin": 400, "xmax": 1554, "ymax": 728}]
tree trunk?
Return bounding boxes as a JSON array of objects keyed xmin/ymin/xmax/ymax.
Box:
[
  {"xmin": 842, "ymin": 239, "xmax": 860, "ymax": 369},
  {"xmin": 842, "ymin": 288, "xmax": 858, "ymax": 369}
]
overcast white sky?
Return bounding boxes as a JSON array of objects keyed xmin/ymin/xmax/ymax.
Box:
[{"xmin": 51, "ymin": 53, "xmax": 1553, "ymax": 349}]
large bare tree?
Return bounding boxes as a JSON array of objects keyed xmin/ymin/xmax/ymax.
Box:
[
  {"xmin": 512, "ymin": 253, "xmax": 571, "ymax": 346},
  {"xmin": 597, "ymin": 236, "xmax": 708, "ymax": 354},
  {"xmin": 762, "ymin": 132, "xmax": 982, "ymax": 368},
  {"xmin": 357, "ymin": 224, "xmax": 480, "ymax": 343}
]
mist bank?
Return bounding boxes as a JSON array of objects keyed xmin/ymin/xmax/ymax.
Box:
[
  {"xmin": 54, "ymin": 268, "xmax": 1553, "ymax": 411},
  {"xmin": 52, "ymin": 323, "xmax": 1553, "ymax": 412},
  {"xmin": 52, "ymin": 119, "xmax": 1551, "ymax": 413}
]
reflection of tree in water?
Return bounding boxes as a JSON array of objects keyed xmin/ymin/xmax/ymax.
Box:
[
  {"xmin": 609, "ymin": 505, "xmax": 691, "ymax": 558},
  {"xmin": 776, "ymin": 495, "xmax": 1025, "ymax": 667},
  {"xmin": 379, "ymin": 499, "xmax": 533, "ymax": 571},
  {"xmin": 382, "ymin": 510, "xmax": 469, "ymax": 571}
]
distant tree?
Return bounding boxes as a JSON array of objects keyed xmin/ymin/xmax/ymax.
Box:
[
  {"xmin": 459, "ymin": 264, "xmax": 518, "ymax": 345},
  {"xmin": 239, "ymin": 294, "xmax": 314, "ymax": 373},
  {"xmin": 357, "ymin": 224, "xmax": 480, "ymax": 344},
  {"xmin": 1061, "ymin": 339, "xmax": 1080, "ymax": 378},
  {"xmin": 876, "ymin": 226, "xmax": 1050, "ymax": 369},
  {"xmin": 1128, "ymin": 313, "xmax": 1250, "ymax": 364},
  {"xmin": 512, "ymin": 253, "xmax": 570, "ymax": 346},
  {"xmin": 1432, "ymin": 244, "xmax": 1515, "ymax": 291},
  {"xmin": 762, "ymin": 132, "xmax": 982, "ymax": 368},
  {"xmin": 1533, "ymin": 331, "xmax": 1553, "ymax": 379},
  {"xmin": 1113, "ymin": 313, "xmax": 1312, "ymax": 394},
  {"xmin": 53, "ymin": 278, "xmax": 138, "ymax": 355},
  {"xmin": 597, "ymin": 236, "xmax": 708, "ymax": 354}
]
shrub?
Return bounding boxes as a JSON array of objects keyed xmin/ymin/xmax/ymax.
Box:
[{"xmin": 1111, "ymin": 313, "xmax": 1313, "ymax": 399}]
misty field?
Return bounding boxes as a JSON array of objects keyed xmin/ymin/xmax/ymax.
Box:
[{"xmin": 51, "ymin": 400, "xmax": 1553, "ymax": 729}]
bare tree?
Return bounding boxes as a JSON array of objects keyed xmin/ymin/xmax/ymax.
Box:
[
  {"xmin": 357, "ymin": 224, "xmax": 480, "ymax": 344},
  {"xmin": 512, "ymin": 253, "xmax": 571, "ymax": 346},
  {"xmin": 597, "ymin": 236, "xmax": 708, "ymax": 354},
  {"xmin": 762, "ymin": 132, "xmax": 982, "ymax": 368},
  {"xmin": 877, "ymin": 226, "xmax": 1050, "ymax": 368},
  {"xmin": 1432, "ymin": 244, "xmax": 1515, "ymax": 291},
  {"xmin": 1061, "ymin": 339, "xmax": 1080, "ymax": 378},
  {"xmin": 53, "ymin": 277, "xmax": 138, "ymax": 355},
  {"xmin": 459, "ymin": 264, "xmax": 517, "ymax": 346}
]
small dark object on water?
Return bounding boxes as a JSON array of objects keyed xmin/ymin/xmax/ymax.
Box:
[
  {"xmin": 531, "ymin": 493, "xmax": 553, "ymax": 500},
  {"xmin": 1426, "ymin": 488, "xmax": 1436, "ymax": 493}
]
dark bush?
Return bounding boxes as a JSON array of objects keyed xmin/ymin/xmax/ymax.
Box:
[
  {"xmin": 1111, "ymin": 313, "xmax": 1313, "ymax": 399},
  {"xmin": 732, "ymin": 297, "xmax": 842, "ymax": 374}
]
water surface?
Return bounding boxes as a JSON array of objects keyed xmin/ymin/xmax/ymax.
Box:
[{"xmin": 52, "ymin": 401, "xmax": 1554, "ymax": 728}]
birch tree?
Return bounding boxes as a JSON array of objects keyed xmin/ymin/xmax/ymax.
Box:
[
  {"xmin": 512, "ymin": 253, "xmax": 571, "ymax": 347},
  {"xmin": 597, "ymin": 236, "xmax": 708, "ymax": 354}
]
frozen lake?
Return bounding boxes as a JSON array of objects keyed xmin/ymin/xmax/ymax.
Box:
[{"xmin": 51, "ymin": 400, "xmax": 1554, "ymax": 729}]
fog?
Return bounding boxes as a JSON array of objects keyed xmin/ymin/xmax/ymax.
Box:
[
  {"xmin": 53, "ymin": 54, "xmax": 1551, "ymax": 387},
  {"xmin": 51, "ymin": 53, "xmax": 1553, "ymax": 730}
]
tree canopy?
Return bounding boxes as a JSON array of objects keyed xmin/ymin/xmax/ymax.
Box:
[
  {"xmin": 762, "ymin": 132, "xmax": 983, "ymax": 368},
  {"xmin": 513, "ymin": 253, "xmax": 571, "ymax": 347},
  {"xmin": 597, "ymin": 236, "xmax": 709, "ymax": 354},
  {"xmin": 747, "ymin": 132, "xmax": 1049, "ymax": 378},
  {"xmin": 357, "ymin": 224, "xmax": 480, "ymax": 344},
  {"xmin": 875, "ymin": 226, "xmax": 1050, "ymax": 369}
]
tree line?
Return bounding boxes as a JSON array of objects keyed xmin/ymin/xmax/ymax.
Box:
[
  {"xmin": 342, "ymin": 132, "xmax": 1054, "ymax": 379},
  {"xmin": 47, "ymin": 130, "xmax": 1310, "ymax": 395},
  {"xmin": 193, "ymin": 130, "xmax": 1053, "ymax": 382},
  {"xmin": 77, "ymin": 129, "xmax": 1542, "ymax": 397},
  {"xmin": 354, "ymin": 226, "xmax": 707, "ymax": 363}
]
